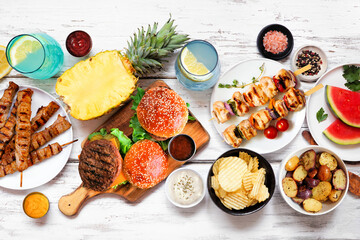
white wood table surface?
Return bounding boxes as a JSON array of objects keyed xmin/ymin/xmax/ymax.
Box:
[{"xmin": 0, "ymin": 0, "xmax": 359, "ymax": 239}]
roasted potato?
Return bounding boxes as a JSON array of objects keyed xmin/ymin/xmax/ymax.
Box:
[
  {"xmin": 282, "ymin": 177, "xmax": 298, "ymax": 198},
  {"xmin": 300, "ymin": 149, "xmax": 316, "ymax": 171},
  {"xmin": 303, "ymin": 198, "xmax": 322, "ymax": 213},
  {"xmin": 333, "ymin": 169, "xmax": 347, "ymax": 190},
  {"xmin": 292, "ymin": 197, "xmax": 304, "ymax": 204},
  {"xmin": 329, "ymin": 189, "xmax": 342, "ymax": 202},
  {"xmin": 318, "ymin": 165, "xmax": 331, "ymax": 181},
  {"xmin": 312, "ymin": 181, "xmax": 332, "ymax": 201},
  {"xmin": 319, "ymin": 152, "xmax": 337, "ymax": 171},
  {"xmin": 293, "ymin": 165, "xmax": 307, "ymax": 182},
  {"xmin": 304, "ymin": 177, "xmax": 320, "ymax": 189},
  {"xmin": 285, "ymin": 156, "xmax": 300, "ymax": 171},
  {"xmin": 308, "ymin": 168, "xmax": 318, "ymax": 179},
  {"xmin": 297, "ymin": 187, "xmax": 312, "ymax": 200}
]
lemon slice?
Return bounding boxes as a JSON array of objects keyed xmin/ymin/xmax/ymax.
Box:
[
  {"xmin": 181, "ymin": 47, "xmax": 210, "ymax": 75},
  {"xmin": 9, "ymin": 36, "xmax": 42, "ymax": 66},
  {"xmin": 0, "ymin": 45, "xmax": 12, "ymax": 80}
]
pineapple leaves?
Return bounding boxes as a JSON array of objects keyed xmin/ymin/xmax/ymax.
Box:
[{"xmin": 125, "ymin": 17, "xmax": 189, "ymax": 75}]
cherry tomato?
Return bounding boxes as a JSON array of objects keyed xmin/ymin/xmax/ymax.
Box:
[
  {"xmin": 264, "ymin": 126, "xmax": 278, "ymax": 139},
  {"xmin": 276, "ymin": 119, "xmax": 289, "ymax": 132}
]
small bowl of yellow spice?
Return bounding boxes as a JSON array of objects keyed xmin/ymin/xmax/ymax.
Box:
[{"xmin": 23, "ymin": 192, "xmax": 50, "ymax": 218}]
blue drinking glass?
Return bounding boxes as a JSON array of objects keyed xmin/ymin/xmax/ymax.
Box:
[
  {"xmin": 6, "ymin": 33, "xmax": 64, "ymax": 79},
  {"xmin": 175, "ymin": 40, "xmax": 220, "ymax": 91}
]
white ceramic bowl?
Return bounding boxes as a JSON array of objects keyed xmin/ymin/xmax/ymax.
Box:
[
  {"xmin": 165, "ymin": 168, "xmax": 205, "ymax": 208},
  {"xmin": 291, "ymin": 45, "xmax": 327, "ymax": 82},
  {"xmin": 278, "ymin": 146, "xmax": 349, "ymax": 215}
]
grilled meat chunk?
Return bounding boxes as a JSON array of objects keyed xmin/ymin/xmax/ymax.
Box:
[
  {"xmin": 223, "ymin": 125, "xmax": 242, "ymax": 148},
  {"xmin": 273, "ymin": 99, "xmax": 289, "ymax": 118},
  {"xmin": 237, "ymin": 119, "xmax": 257, "ymax": 141},
  {"xmin": 230, "ymin": 92, "xmax": 250, "ymax": 116},
  {"xmin": 260, "ymin": 76, "xmax": 278, "ymax": 99},
  {"xmin": 273, "ymin": 69, "xmax": 296, "ymax": 92},
  {"xmin": 31, "ymin": 101, "xmax": 60, "ymax": 133},
  {"xmin": 212, "ymin": 101, "xmax": 231, "ymax": 124},
  {"xmin": 243, "ymin": 84, "xmax": 269, "ymax": 107},
  {"xmin": 249, "ymin": 109, "xmax": 272, "ymax": 130},
  {"xmin": 283, "ymin": 87, "xmax": 306, "ymax": 112},
  {"xmin": 30, "ymin": 142, "xmax": 62, "ymax": 165}
]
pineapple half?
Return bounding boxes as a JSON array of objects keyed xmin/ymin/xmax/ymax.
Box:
[
  {"xmin": 56, "ymin": 51, "xmax": 137, "ymax": 120},
  {"xmin": 56, "ymin": 18, "xmax": 188, "ymax": 120}
]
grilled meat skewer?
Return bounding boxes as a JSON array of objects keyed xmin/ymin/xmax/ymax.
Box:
[
  {"xmin": 0, "ymin": 101, "xmax": 60, "ymax": 166},
  {"xmin": 0, "ymin": 82, "xmax": 19, "ymax": 129},
  {"xmin": 31, "ymin": 115, "xmax": 71, "ymax": 150},
  {"xmin": 0, "ymin": 96, "xmax": 19, "ymax": 157},
  {"xmin": 15, "ymin": 89, "xmax": 33, "ymax": 172},
  {"xmin": 0, "ymin": 140, "xmax": 77, "ymax": 177}
]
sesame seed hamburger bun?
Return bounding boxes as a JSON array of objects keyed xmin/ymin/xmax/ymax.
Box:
[
  {"xmin": 79, "ymin": 139, "xmax": 122, "ymax": 191},
  {"xmin": 136, "ymin": 87, "xmax": 188, "ymax": 140},
  {"xmin": 123, "ymin": 139, "xmax": 168, "ymax": 189}
]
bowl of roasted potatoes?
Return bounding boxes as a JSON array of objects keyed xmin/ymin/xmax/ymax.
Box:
[{"xmin": 279, "ymin": 146, "xmax": 349, "ymax": 215}]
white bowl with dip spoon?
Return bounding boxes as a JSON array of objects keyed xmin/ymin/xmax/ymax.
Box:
[{"xmin": 165, "ymin": 168, "xmax": 205, "ymax": 208}]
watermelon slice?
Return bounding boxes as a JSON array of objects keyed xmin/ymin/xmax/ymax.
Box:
[
  {"xmin": 323, "ymin": 119, "xmax": 360, "ymax": 145},
  {"xmin": 325, "ymin": 85, "xmax": 360, "ymax": 128}
]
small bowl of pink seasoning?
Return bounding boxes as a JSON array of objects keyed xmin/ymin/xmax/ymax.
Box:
[{"xmin": 257, "ymin": 24, "xmax": 294, "ymax": 60}]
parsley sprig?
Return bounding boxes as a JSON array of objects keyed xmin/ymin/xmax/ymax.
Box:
[
  {"xmin": 316, "ymin": 107, "xmax": 328, "ymax": 123},
  {"xmin": 342, "ymin": 65, "xmax": 360, "ymax": 91},
  {"xmin": 218, "ymin": 63, "xmax": 265, "ymax": 89}
]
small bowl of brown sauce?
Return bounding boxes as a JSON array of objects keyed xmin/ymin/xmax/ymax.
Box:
[
  {"xmin": 23, "ymin": 192, "xmax": 50, "ymax": 218},
  {"xmin": 168, "ymin": 134, "xmax": 196, "ymax": 162}
]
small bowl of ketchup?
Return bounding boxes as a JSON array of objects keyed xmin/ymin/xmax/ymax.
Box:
[
  {"xmin": 168, "ymin": 134, "xmax": 196, "ymax": 162},
  {"xmin": 66, "ymin": 30, "xmax": 92, "ymax": 57}
]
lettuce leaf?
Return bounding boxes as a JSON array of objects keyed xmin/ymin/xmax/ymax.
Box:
[
  {"xmin": 111, "ymin": 180, "xmax": 128, "ymax": 190},
  {"xmin": 131, "ymin": 87, "xmax": 146, "ymax": 110},
  {"xmin": 129, "ymin": 114, "xmax": 151, "ymax": 142},
  {"xmin": 110, "ymin": 128, "xmax": 133, "ymax": 156}
]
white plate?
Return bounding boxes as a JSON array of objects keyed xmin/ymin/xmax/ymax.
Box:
[
  {"xmin": 306, "ymin": 63, "xmax": 360, "ymax": 161},
  {"xmin": 0, "ymin": 85, "xmax": 73, "ymax": 190},
  {"xmin": 210, "ymin": 59, "xmax": 306, "ymax": 154}
]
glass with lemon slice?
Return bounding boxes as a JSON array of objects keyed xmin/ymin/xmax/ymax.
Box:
[
  {"xmin": 175, "ymin": 40, "xmax": 220, "ymax": 91},
  {"xmin": 6, "ymin": 33, "xmax": 63, "ymax": 79}
]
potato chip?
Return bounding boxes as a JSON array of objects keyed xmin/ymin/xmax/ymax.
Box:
[
  {"xmin": 247, "ymin": 198, "xmax": 258, "ymax": 207},
  {"xmin": 217, "ymin": 187, "xmax": 227, "ymax": 199},
  {"xmin": 249, "ymin": 168, "xmax": 266, "ymax": 199},
  {"xmin": 223, "ymin": 191, "xmax": 249, "ymax": 210},
  {"xmin": 257, "ymin": 184, "xmax": 270, "ymax": 202},
  {"xmin": 220, "ymin": 198, "xmax": 233, "ymax": 210},
  {"xmin": 243, "ymin": 172, "xmax": 255, "ymax": 192},
  {"xmin": 239, "ymin": 151, "xmax": 252, "ymax": 164},
  {"xmin": 248, "ymin": 157, "xmax": 259, "ymax": 173},
  {"xmin": 211, "ymin": 176, "xmax": 220, "ymax": 191},
  {"xmin": 218, "ymin": 157, "xmax": 248, "ymax": 192},
  {"xmin": 212, "ymin": 158, "xmax": 224, "ymax": 175}
]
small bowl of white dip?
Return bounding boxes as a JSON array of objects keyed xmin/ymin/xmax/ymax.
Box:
[{"xmin": 165, "ymin": 168, "xmax": 205, "ymax": 208}]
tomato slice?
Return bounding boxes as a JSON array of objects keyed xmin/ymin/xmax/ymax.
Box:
[{"xmin": 264, "ymin": 126, "xmax": 278, "ymax": 139}]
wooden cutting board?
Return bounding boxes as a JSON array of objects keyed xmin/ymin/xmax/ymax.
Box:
[{"xmin": 58, "ymin": 80, "xmax": 210, "ymax": 216}]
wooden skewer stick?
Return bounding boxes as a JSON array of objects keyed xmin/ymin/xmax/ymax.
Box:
[
  {"xmin": 61, "ymin": 139, "xmax": 78, "ymax": 148},
  {"xmin": 305, "ymin": 83, "xmax": 324, "ymax": 96},
  {"xmin": 293, "ymin": 64, "xmax": 312, "ymax": 76}
]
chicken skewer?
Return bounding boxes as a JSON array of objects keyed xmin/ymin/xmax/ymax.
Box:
[
  {"xmin": 0, "ymin": 101, "xmax": 60, "ymax": 166},
  {"xmin": 223, "ymin": 88, "xmax": 306, "ymax": 148},
  {"xmin": 213, "ymin": 66, "xmax": 311, "ymax": 124},
  {"xmin": 0, "ymin": 140, "xmax": 77, "ymax": 177},
  {"xmin": 0, "ymin": 82, "xmax": 19, "ymax": 129},
  {"xmin": 15, "ymin": 89, "xmax": 33, "ymax": 172}
]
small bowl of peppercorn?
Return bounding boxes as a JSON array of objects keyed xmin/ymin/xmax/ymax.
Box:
[{"xmin": 291, "ymin": 45, "xmax": 328, "ymax": 82}]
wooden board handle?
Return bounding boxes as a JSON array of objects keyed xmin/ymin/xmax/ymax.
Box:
[{"xmin": 58, "ymin": 185, "xmax": 100, "ymax": 216}]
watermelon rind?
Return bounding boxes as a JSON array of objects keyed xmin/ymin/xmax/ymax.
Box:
[
  {"xmin": 326, "ymin": 85, "xmax": 360, "ymax": 128},
  {"xmin": 323, "ymin": 119, "xmax": 360, "ymax": 145}
]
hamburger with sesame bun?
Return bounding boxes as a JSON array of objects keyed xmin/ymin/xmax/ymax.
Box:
[
  {"xmin": 123, "ymin": 139, "xmax": 168, "ymax": 189},
  {"xmin": 136, "ymin": 86, "xmax": 188, "ymax": 141}
]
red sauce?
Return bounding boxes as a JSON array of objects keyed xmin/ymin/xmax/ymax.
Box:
[
  {"xmin": 169, "ymin": 135, "xmax": 195, "ymax": 161},
  {"xmin": 66, "ymin": 30, "xmax": 92, "ymax": 57}
]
